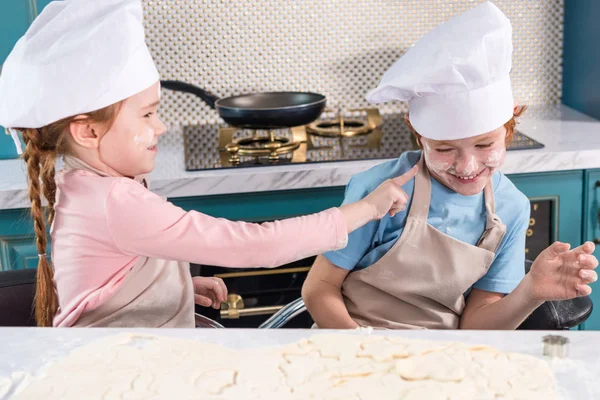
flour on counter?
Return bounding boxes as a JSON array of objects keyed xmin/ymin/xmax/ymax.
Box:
[
  {"xmin": 0, "ymin": 372, "xmax": 32, "ymax": 400},
  {"xmin": 8, "ymin": 332, "xmax": 558, "ymax": 400}
]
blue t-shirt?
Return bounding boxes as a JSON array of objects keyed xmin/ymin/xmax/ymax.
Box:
[{"xmin": 324, "ymin": 150, "xmax": 530, "ymax": 294}]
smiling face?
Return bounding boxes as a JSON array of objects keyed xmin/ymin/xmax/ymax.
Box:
[
  {"xmin": 98, "ymin": 82, "xmax": 167, "ymax": 177},
  {"xmin": 420, "ymin": 126, "xmax": 508, "ymax": 196}
]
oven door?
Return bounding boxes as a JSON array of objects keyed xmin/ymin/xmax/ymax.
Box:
[{"xmin": 191, "ymin": 257, "xmax": 315, "ymax": 328}]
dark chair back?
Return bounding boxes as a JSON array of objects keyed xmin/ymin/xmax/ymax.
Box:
[{"xmin": 0, "ymin": 268, "xmax": 37, "ymax": 327}]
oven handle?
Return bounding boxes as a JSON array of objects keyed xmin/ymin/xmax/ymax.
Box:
[
  {"xmin": 219, "ymin": 293, "xmax": 285, "ymax": 319},
  {"xmin": 220, "ymin": 305, "xmax": 284, "ymax": 319},
  {"xmin": 213, "ymin": 266, "xmax": 310, "ymax": 279}
]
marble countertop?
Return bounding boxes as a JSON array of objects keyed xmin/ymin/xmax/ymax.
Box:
[
  {"xmin": 1, "ymin": 104, "xmax": 600, "ymax": 210},
  {"xmin": 0, "ymin": 328, "xmax": 598, "ymax": 399}
]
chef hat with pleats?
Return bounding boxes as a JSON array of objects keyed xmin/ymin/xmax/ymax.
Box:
[
  {"xmin": 366, "ymin": 1, "xmax": 514, "ymax": 141},
  {"xmin": 0, "ymin": 0, "xmax": 159, "ymax": 153}
]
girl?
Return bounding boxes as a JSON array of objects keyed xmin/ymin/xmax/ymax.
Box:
[
  {"xmin": 302, "ymin": 1, "xmax": 598, "ymax": 330},
  {"xmin": 0, "ymin": 0, "xmax": 413, "ymax": 328}
]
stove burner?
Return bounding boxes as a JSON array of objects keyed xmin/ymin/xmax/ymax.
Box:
[
  {"xmin": 220, "ymin": 129, "xmax": 306, "ymax": 165},
  {"xmin": 307, "ymin": 119, "xmax": 371, "ymax": 138},
  {"xmin": 306, "ymin": 108, "xmax": 381, "ymax": 138},
  {"xmin": 226, "ymin": 134, "xmax": 300, "ymax": 164}
]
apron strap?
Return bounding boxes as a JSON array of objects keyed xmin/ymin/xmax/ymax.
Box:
[
  {"xmin": 483, "ymin": 180, "xmax": 496, "ymax": 215},
  {"xmin": 406, "ymin": 153, "xmax": 431, "ymax": 221},
  {"xmin": 478, "ymin": 177, "xmax": 507, "ymax": 253}
]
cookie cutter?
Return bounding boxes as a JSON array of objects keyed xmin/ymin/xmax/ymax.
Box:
[{"xmin": 542, "ymin": 335, "xmax": 569, "ymax": 358}]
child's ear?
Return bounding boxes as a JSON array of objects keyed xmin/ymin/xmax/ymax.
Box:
[{"xmin": 69, "ymin": 116, "xmax": 101, "ymax": 149}]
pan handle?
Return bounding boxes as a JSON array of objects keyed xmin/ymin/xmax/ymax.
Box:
[{"xmin": 159, "ymin": 80, "xmax": 220, "ymax": 109}]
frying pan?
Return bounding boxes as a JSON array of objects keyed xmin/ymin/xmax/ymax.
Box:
[{"xmin": 160, "ymin": 80, "xmax": 327, "ymax": 129}]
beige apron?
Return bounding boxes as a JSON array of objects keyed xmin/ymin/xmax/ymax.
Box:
[
  {"xmin": 74, "ymin": 257, "xmax": 195, "ymax": 328},
  {"xmin": 61, "ymin": 156, "xmax": 195, "ymax": 328},
  {"xmin": 342, "ymin": 155, "xmax": 506, "ymax": 329}
]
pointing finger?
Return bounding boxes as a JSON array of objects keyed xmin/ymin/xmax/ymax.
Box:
[{"xmin": 391, "ymin": 165, "xmax": 418, "ymax": 187}]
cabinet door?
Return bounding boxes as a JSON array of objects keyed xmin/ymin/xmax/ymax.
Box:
[
  {"xmin": 583, "ymin": 170, "xmax": 600, "ymax": 330},
  {"xmin": 508, "ymin": 170, "xmax": 583, "ymax": 254},
  {"xmin": 0, "ymin": 209, "xmax": 49, "ymax": 270}
]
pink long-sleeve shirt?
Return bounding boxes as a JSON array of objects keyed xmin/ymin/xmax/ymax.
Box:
[{"xmin": 51, "ymin": 159, "xmax": 348, "ymax": 327}]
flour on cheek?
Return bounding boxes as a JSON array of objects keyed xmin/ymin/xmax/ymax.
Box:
[
  {"xmin": 483, "ymin": 148, "xmax": 505, "ymax": 170},
  {"xmin": 423, "ymin": 142, "xmax": 453, "ymax": 175},
  {"xmin": 133, "ymin": 128, "xmax": 154, "ymax": 150}
]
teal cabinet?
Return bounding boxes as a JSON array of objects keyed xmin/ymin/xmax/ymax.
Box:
[
  {"xmin": 0, "ymin": 2, "xmax": 31, "ymax": 63},
  {"xmin": 36, "ymin": 1, "xmax": 53, "ymax": 13},
  {"xmin": 583, "ymin": 170, "xmax": 600, "ymax": 330},
  {"xmin": 0, "ymin": 0, "xmax": 30, "ymax": 159},
  {"xmin": 171, "ymin": 187, "xmax": 346, "ymax": 222},
  {"xmin": 510, "ymin": 170, "xmax": 584, "ymax": 249},
  {"xmin": 0, "ymin": 209, "xmax": 49, "ymax": 270},
  {"xmin": 0, "ymin": 0, "xmax": 53, "ymax": 62}
]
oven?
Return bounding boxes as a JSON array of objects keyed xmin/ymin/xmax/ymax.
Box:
[{"xmin": 191, "ymin": 257, "xmax": 316, "ymax": 328}]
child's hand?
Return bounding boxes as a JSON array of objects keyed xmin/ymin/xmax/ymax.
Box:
[
  {"xmin": 526, "ymin": 241, "xmax": 598, "ymax": 301},
  {"xmin": 192, "ymin": 276, "xmax": 228, "ymax": 309},
  {"xmin": 339, "ymin": 165, "xmax": 418, "ymax": 234},
  {"xmin": 362, "ymin": 165, "xmax": 418, "ymax": 220}
]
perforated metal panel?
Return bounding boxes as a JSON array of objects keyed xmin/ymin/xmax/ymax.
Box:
[{"xmin": 142, "ymin": 0, "xmax": 563, "ymax": 171}]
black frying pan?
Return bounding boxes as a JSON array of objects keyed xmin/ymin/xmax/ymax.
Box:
[{"xmin": 160, "ymin": 80, "xmax": 326, "ymax": 129}]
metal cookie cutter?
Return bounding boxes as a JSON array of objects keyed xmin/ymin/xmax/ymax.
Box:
[{"xmin": 542, "ymin": 335, "xmax": 569, "ymax": 358}]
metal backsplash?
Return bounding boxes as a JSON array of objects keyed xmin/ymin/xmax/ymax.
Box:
[{"xmin": 142, "ymin": 0, "xmax": 563, "ymax": 168}]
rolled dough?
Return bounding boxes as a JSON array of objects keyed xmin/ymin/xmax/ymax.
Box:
[{"xmin": 8, "ymin": 333, "xmax": 557, "ymax": 400}]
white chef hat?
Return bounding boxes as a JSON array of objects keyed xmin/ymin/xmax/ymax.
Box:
[
  {"xmin": 0, "ymin": 0, "xmax": 159, "ymax": 153},
  {"xmin": 366, "ymin": 1, "xmax": 514, "ymax": 141}
]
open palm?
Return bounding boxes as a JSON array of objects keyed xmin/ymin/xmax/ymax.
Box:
[{"xmin": 528, "ymin": 241, "xmax": 598, "ymax": 301}]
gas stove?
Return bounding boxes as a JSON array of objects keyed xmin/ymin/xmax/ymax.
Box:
[{"xmin": 183, "ymin": 110, "xmax": 544, "ymax": 171}]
